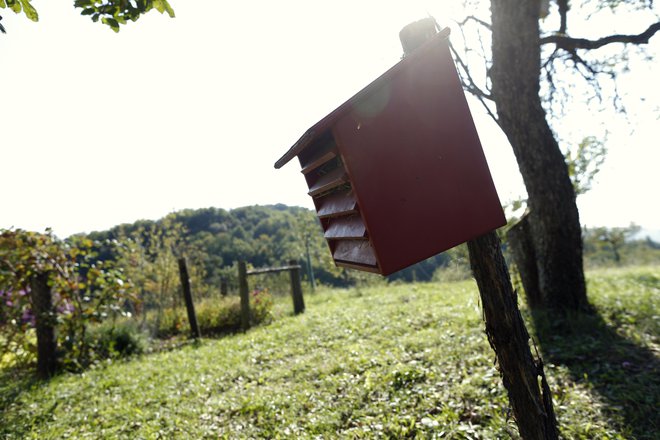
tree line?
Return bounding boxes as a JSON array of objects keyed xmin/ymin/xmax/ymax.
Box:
[
  {"xmin": 81, "ymin": 204, "xmax": 451, "ymax": 289},
  {"xmin": 79, "ymin": 205, "xmax": 658, "ymax": 291}
]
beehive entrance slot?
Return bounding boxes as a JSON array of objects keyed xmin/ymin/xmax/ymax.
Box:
[
  {"xmin": 298, "ymin": 136, "xmax": 337, "ymax": 174},
  {"xmin": 332, "ymin": 239, "xmax": 378, "ymax": 268},
  {"xmin": 315, "ymin": 186, "xmax": 357, "ymax": 218},
  {"xmin": 324, "ymin": 215, "xmax": 367, "ymax": 239}
]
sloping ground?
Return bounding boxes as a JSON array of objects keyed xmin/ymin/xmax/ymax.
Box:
[{"xmin": 1, "ymin": 266, "xmax": 658, "ymax": 439}]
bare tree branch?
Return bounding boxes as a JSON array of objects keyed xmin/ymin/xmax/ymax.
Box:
[
  {"xmin": 542, "ymin": 47, "xmax": 560, "ymax": 70},
  {"xmin": 456, "ymin": 15, "xmax": 492, "ymax": 30},
  {"xmin": 542, "ymin": 47, "xmax": 561, "ymax": 106},
  {"xmin": 449, "ymin": 43, "xmax": 494, "ymax": 102},
  {"xmin": 448, "ymin": 41, "xmax": 501, "ymax": 128},
  {"xmin": 450, "ymin": 11, "xmax": 498, "ymax": 126},
  {"xmin": 541, "ymin": 21, "xmax": 660, "ymax": 50},
  {"xmin": 568, "ymin": 51, "xmax": 599, "ymax": 77},
  {"xmin": 557, "ymin": 0, "xmax": 569, "ymax": 34}
]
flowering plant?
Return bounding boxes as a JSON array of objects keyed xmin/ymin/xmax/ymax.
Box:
[
  {"xmin": 0, "ymin": 229, "xmax": 135, "ymax": 370},
  {"xmin": 250, "ymin": 288, "xmax": 274, "ymax": 324}
]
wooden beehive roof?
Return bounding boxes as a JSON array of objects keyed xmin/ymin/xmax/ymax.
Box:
[{"xmin": 274, "ymin": 27, "xmax": 452, "ymax": 170}]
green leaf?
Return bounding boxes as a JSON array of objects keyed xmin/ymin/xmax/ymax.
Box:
[
  {"xmin": 7, "ymin": 0, "xmax": 22, "ymax": 14},
  {"xmin": 152, "ymin": 0, "xmax": 165, "ymax": 13},
  {"xmin": 102, "ymin": 16, "xmax": 120, "ymax": 32},
  {"xmin": 18, "ymin": 0, "xmax": 38, "ymax": 21},
  {"xmin": 0, "ymin": 0, "xmax": 6, "ymax": 9},
  {"xmin": 162, "ymin": 0, "xmax": 175, "ymax": 18}
]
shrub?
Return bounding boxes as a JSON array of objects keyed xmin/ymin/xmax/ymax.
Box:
[
  {"xmin": 155, "ymin": 307, "xmax": 187, "ymax": 338},
  {"xmin": 150, "ymin": 288, "xmax": 274, "ymax": 338},
  {"xmin": 250, "ymin": 288, "xmax": 273, "ymax": 325},
  {"xmin": 195, "ymin": 297, "xmax": 242, "ymax": 334},
  {"xmin": 85, "ymin": 320, "xmax": 147, "ymax": 360},
  {"xmin": 1, "ymin": 229, "xmax": 134, "ymax": 372}
]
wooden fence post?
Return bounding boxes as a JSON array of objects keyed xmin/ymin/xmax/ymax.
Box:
[
  {"xmin": 305, "ymin": 240, "xmax": 316, "ymax": 292},
  {"xmin": 178, "ymin": 258, "xmax": 201, "ymax": 339},
  {"xmin": 289, "ymin": 259, "xmax": 305, "ymax": 315},
  {"xmin": 30, "ymin": 272, "xmax": 57, "ymax": 378},
  {"xmin": 507, "ymin": 214, "xmax": 542, "ymax": 308},
  {"xmin": 238, "ymin": 261, "xmax": 250, "ymax": 331},
  {"xmin": 220, "ymin": 277, "xmax": 228, "ymax": 297}
]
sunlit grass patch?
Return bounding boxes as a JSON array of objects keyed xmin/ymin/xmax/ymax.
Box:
[{"xmin": 1, "ymin": 267, "xmax": 658, "ymax": 439}]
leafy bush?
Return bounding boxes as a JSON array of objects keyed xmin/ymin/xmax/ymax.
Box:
[
  {"xmin": 250, "ymin": 288, "xmax": 273, "ymax": 324},
  {"xmin": 0, "ymin": 330, "xmax": 36, "ymax": 369},
  {"xmin": 85, "ymin": 320, "xmax": 147, "ymax": 360},
  {"xmin": 152, "ymin": 289, "xmax": 273, "ymax": 337},
  {"xmin": 195, "ymin": 297, "xmax": 242, "ymax": 335},
  {"xmin": 155, "ymin": 307, "xmax": 187, "ymax": 338},
  {"xmin": 0, "ymin": 229, "xmax": 134, "ymax": 372},
  {"xmin": 0, "ymin": 289, "xmax": 36, "ymax": 368},
  {"xmin": 112, "ymin": 218, "xmax": 208, "ymax": 330}
]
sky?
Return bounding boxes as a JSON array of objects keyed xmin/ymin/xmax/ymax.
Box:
[{"xmin": 1, "ymin": 1, "xmax": 659, "ymax": 239}]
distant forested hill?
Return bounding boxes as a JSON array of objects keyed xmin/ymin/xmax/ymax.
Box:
[
  {"xmin": 80, "ymin": 206, "xmax": 658, "ymax": 290},
  {"xmin": 82, "ymin": 204, "xmax": 450, "ymax": 289}
]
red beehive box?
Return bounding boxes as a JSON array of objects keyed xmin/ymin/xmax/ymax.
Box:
[{"xmin": 275, "ymin": 29, "xmax": 506, "ymax": 275}]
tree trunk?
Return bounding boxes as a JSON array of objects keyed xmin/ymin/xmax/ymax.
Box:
[
  {"xmin": 468, "ymin": 233, "xmax": 558, "ymax": 440},
  {"xmin": 30, "ymin": 272, "xmax": 57, "ymax": 378},
  {"xmin": 507, "ymin": 214, "xmax": 542, "ymax": 308},
  {"xmin": 490, "ymin": 0, "xmax": 588, "ymax": 312}
]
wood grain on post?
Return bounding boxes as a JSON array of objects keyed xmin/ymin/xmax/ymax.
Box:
[
  {"xmin": 30, "ymin": 272, "xmax": 57, "ymax": 378},
  {"xmin": 178, "ymin": 258, "xmax": 201, "ymax": 339},
  {"xmin": 238, "ymin": 261, "xmax": 250, "ymax": 331},
  {"xmin": 288, "ymin": 259, "xmax": 305, "ymax": 315},
  {"xmin": 400, "ymin": 19, "xmax": 558, "ymax": 439},
  {"xmin": 468, "ymin": 233, "xmax": 558, "ymax": 439}
]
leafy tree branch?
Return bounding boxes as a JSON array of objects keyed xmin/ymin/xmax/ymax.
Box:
[{"xmin": 0, "ymin": 0, "xmax": 174, "ymax": 33}]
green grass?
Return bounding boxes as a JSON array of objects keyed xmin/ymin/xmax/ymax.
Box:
[{"xmin": 1, "ymin": 266, "xmax": 658, "ymax": 439}]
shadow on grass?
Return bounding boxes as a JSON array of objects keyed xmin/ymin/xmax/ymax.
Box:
[
  {"xmin": 531, "ymin": 308, "xmax": 659, "ymax": 440},
  {"xmin": 0, "ymin": 366, "xmax": 40, "ymax": 421}
]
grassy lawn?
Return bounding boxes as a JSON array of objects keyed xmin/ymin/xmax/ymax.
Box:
[{"xmin": 1, "ymin": 266, "xmax": 658, "ymax": 439}]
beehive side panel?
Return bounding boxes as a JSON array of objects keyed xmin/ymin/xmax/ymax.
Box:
[{"xmin": 334, "ymin": 37, "xmax": 505, "ymax": 275}]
